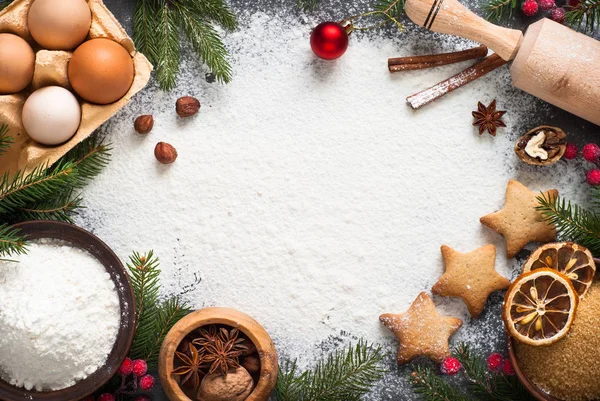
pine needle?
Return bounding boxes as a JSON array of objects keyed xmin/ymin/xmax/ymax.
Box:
[
  {"xmin": 484, "ymin": 0, "xmax": 519, "ymax": 21},
  {"xmin": 154, "ymin": 1, "xmax": 181, "ymax": 91},
  {"xmin": 144, "ymin": 297, "xmax": 190, "ymax": 368},
  {"xmin": 0, "ymin": 124, "xmax": 14, "ymax": 156},
  {"xmin": 14, "ymin": 192, "xmax": 82, "ymax": 223},
  {"xmin": 410, "ymin": 366, "xmax": 472, "ymax": 401},
  {"xmin": 0, "ymin": 223, "xmax": 27, "ymax": 257},
  {"xmin": 183, "ymin": 0, "xmax": 238, "ymax": 31},
  {"xmin": 373, "ymin": 0, "xmax": 406, "ymax": 20},
  {"xmin": 566, "ymin": 0, "xmax": 600, "ymax": 32},
  {"xmin": 274, "ymin": 341, "xmax": 386, "ymax": 401},
  {"xmin": 133, "ymin": 0, "xmax": 160, "ymax": 67},
  {"xmin": 536, "ymin": 193, "xmax": 600, "ymax": 256}
]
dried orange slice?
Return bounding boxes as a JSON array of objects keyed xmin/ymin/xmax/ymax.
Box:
[
  {"xmin": 503, "ymin": 268, "xmax": 578, "ymax": 346},
  {"xmin": 522, "ymin": 242, "xmax": 596, "ymax": 297}
]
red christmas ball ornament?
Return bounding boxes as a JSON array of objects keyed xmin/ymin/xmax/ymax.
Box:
[
  {"xmin": 486, "ymin": 353, "xmax": 504, "ymax": 371},
  {"xmin": 310, "ymin": 21, "xmax": 350, "ymax": 60},
  {"xmin": 440, "ymin": 357, "xmax": 462, "ymax": 375}
]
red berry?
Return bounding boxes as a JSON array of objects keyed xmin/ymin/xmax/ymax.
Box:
[
  {"xmin": 440, "ymin": 357, "xmax": 462, "ymax": 375},
  {"xmin": 582, "ymin": 143, "xmax": 600, "ymax": 162},
  {"xmin": 118, "ymin": 357, "xmax": 133, "ymax": 376},
  {"xmin": 132, "ymin": 359, "xmax": 148, "ymax": 377},
  {"xmin": 567, "ymin": 0, "xmax": 581, "ymax": 8},
  {"xmin": 564, "ymin": 143, "xmax": 578, "ymax": 160},
  {"xmin": 587, "ymin": 169, "xmax": 600, "ymax": 185},
  {"xmin": 539, "ymin": 0, "xmax": 555, "ymax": 10},
  {"xmin": 97, "ymin": 394, "xmax": 115, "ymax": 401},
  {"xmin": 139, "ymin": 374, "xmax": 155, "ymax": 391},
  {"xmin": 550, "ymin": 6, "xmax": 566, "ymax": 23},
  {"xmin": 135, "ymin": 396, "xmax": 151, "ymax": 401},
  {"xmin": 487, "ymin": 353, "xmax": 504, "ymax": 371},
  {"xmin": 522, "ymin": 0, "xmax": 539, "ymax": 16},
  {"xmin": 503, "ymin": 359, "xmax": 516, "ymax": 375}
]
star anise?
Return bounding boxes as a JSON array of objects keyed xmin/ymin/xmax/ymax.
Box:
[
  {"xmin": 194, "ymin": 327, "xmax": 248, "ymax": 376},
  {"xmin": 472, "ymin": 99, "xmax": 506, "ymax": 136},
  {"xmin": 171, "ymin": 343, "xmax": 207, "ymax": 390}
]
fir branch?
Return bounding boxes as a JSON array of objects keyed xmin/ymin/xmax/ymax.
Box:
[
  {"xmin": 297, "ymin": 0, "xmax": 320, "ymax": 12},
  {"xmin": 0, "ymin": 124, "xmax": 14, "ymax": 156},
  {"xmin": 454, "ymin": 344, "xmax": 535, "ymax": 401},
  {"xmin": 567, "ymin": 0, "xmax": 600, "ymax": 33},
  {"xmin": 484, "ymin": 0, "xmax": 519, "ymax": 21},
  {"xmin": 133, "ymin": 0, "xmax": 160, "ymax": 66},
  {"xmin": 0, "ymin": 223, "xmax": 27, "ymax": 257},
  {"xmin": 144, "ymin": 297, "xmax": 190, "ymax": 368},
  {"xmin": 155, "ymin": 1, "xmax": 181, "ymax": 91},
  {"xmin": 410, "ymin": 366, "xmax": 471, "ymax": 401},
  {"xmin": 173, "ymin": 0, "xmax": 233, "ymax": 84},
  {"xmin": 274, "ymin": 341, "xmax": 386, "ymax": 401},
  {"xmin": 536, "ymin": 193, "xmax": 600, "ymax": 256},
  {"xmin": 14, "ymin": 192, "xmax": 82, "ymax": 223},
  {"xmin": 373, "ymin": 0, "xmax": 406, "ymax": 20},
  {"xmin": 57, "ymin": 136, "xmax": 111, "ymax": 188},
  {"xmin": 182, "ymin": 0, "xmax": 238, "ymax": 31}
]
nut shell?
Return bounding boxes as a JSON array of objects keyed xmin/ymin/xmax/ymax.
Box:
[
  {"xmin": 176, "ymin": 96, "xmax": 200, "ymax": 117},
  {"xmin": 154, "ymin": 142, "xmax": 177, "ymax": 164},
  {"xmin": 134, "ymin": 115, "xmax": 154, "ymax": 134},
  {"xmin": 514, "ymin": 125, "xmax": 567, "ymax": 166},
  {"xmin": 197, "ymin": 367, "xmax": 254, "ymax": 401}
]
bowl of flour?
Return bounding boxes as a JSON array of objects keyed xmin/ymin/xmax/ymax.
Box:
[{"xmin": 0, "ymin": 221, "xmax": 136, "ymax": 401}]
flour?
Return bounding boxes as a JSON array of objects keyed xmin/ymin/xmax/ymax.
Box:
[
  {"xmin": 79, "ymin": 10, "xmax": 589, "ymax": 378},
  {"xmin": 0, "ymin": 241, "xmax": 120, "ymax": 391}
]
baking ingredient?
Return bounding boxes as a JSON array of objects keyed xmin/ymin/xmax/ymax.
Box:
[
  {"xmin": 0, "ymin": 241, "xmax": 120, "ymax": 391},
  {"xmin": 154, "ymin": 142, "xmax": 178, "ymax": 164},
  {"xmin": 27, "ymin": 0, "xmax": 91, "ymax": 50},
  {"xmin": 522, "ymin": 242, "xmax": 596, "ymax": 296},
  {"xmin": 0, "ymin": 33, "xmax": 35, "ymax": 94},
  {"xmin": 471, "ymin": 99, "xmax": 506, "ymax": 136},
  {"xmin": 173, "ymin": 342, "xmax": 206, "ymax": 390},
  {"xmin": 503, "ymin": 268, "xmax": 577, "ymax": 346},
  {"xmin": 514, "ymin": 126, "xmax": 567, "ymax": 166},
  {"xmin": 487, "ymin": 353, "xmax": 504, "ymax": 371},
  {"xmin": 515, "ymin": 281, "xmax": 600, "ymax": 401},
  {"xmin": 583, "ymin": 143, "xmax": 600, "ymax": 162},
  {"xmin": 138, "ymin": 374, "xmax": 155, "ymax": 391},
  {"xmin": 539, "ymin": 0, "xmax": 556, "ymax": 10},
  {"xmin": 22, "ymin": 86, "xmax": 81, "ymax": 145},
  {"xmin": 587, "ymin": 169, "xmax": 600, "ymax": 185},
  {"xmin": 525, "ymin": 132, "xmax": 548, "ymax": 159},
  {"xmin": 176, "ymin": 96, "xmax": 201, "ymax": 117},
  {"xmin": 135, "ymin": 115, "xmax": 154, "ymax": 134},
  {"xmin": 565, "ymin": 143, "xmax": 578, "ymax": 159},
  {"xmin": 197, "ymin": 367, "xmax": 254, "ymax": 401},
  {"xmin": 310, "ymin": 21, "xmax": 350, "ymax": 60},
  {"xmin": 132, "ymin": 359, "xmax": 148, "ymax": 377},
  {"xmin": 550, "ymin": 6, "xmax": 566, "ymax": 22},
  {"xmin": 193, "ymin": 326, "xmax": 247, "ymax": 375},
  {"xmin": 242, "ymin": 355, "xmax": 260, "ymax": 373},
  {"xmin": 68, "ymin": 38, "xmax": 135, "ymax": 105},
  {"xmin": 440, "ymin": 357, "xmax": 461, "ymax": 375},
  {"xmin": 521, "ymin": 0, "xmax": 539, "ymax": 15}
]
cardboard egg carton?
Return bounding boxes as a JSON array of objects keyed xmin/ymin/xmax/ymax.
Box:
[{"xmin": 0, "ymin": 0, "xmax": 152, "ymax": 177}]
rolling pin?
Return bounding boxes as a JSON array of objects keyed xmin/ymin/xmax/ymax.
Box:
[{"xmin": 404, "ymin": 0, "xmax": 600, "ymax": 126}]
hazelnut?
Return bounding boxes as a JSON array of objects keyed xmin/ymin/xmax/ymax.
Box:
[
  {"xmin": 514, "ymin": 125, "xmax": 567, "ymax": 166},
  {"xmin": 154, "ymin": 142, "xmax": 177, "ymax": 164},
  {"xmin": 197, "ymin": 367, "xmax": 254, "ymax": 401},
  {"xmin": 176, "ymin": 96, "xmax": 200, "ymax": 117},
  {"xmin": 241, "ymin": 355, "xmax": 261, "ymax": 373},
  {"xmin": 240, "ymin": 338, "xmax": 257, "ymax": 356},
  {"xmin": 134, "ymin": 115, "xmax": 154, "ymax": 134}
]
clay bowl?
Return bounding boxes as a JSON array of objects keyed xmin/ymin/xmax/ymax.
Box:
[
  {"xmin": 0, "ymin": 221, "xmax": 136, "ymax": 401},
  {"xmin": 159, "ymin": 307, "xmax": 278, "ymax": 401}
]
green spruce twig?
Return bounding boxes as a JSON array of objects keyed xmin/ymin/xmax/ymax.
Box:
[
  {"xmin": 536, "ymin": 193, "xmax": 600, "ymax": 255},
  {"xmin": 0, "ymin": 124, "xmax": 14, "ymax": 156},
  {"xmin": 128, "ymin": 251, "xmax": 191, "ymax": 369},
  {"xmin": 274, "ymin": 341, "xmax": 386, "ymax": 401},
  {"xmin": 410, "ymin": 366, "xmax": 472, "ymax": 401},
  {"xmin": 0, "ymin": 223, "xmax": 27, "ymax": 257},
  {"xmin": 484, "ymin": 0, "xmax": 519, "ymax": 21},
  {"xmin": 567, "ymin": 0, "xmax": 600, "ymax": 33}
]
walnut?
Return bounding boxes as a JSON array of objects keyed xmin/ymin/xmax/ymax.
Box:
[
  {"xmin": 514, "ymin": 126, "xmax": 567, "ymax": 166},
  {"xmin": 197, "ymin": 367, "xmax": 254, "ymax": 401}
]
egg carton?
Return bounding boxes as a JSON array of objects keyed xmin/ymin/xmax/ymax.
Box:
[{"xmin": 0, "ymin": 0, "xmax": 152, "ymax": 177}]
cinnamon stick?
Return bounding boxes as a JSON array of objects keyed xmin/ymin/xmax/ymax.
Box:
[
  {"xmin": 388, "ymin": 45, "xmax": 488, "ymax": 72},
  {"xmin": 406, "ymin": 53, "xmax": 508, "ymax": 110}
]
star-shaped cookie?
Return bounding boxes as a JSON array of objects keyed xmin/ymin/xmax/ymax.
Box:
[
  {"xmin": 432, "ymin": 244, "xmax": 510, "ymax": 318},
  {"xmin": 480, "ymin": 180, "xmax": 557, "ymax": 258},
  {"xmin": 379, "ymin": 292, "xmax": 462, "ymax": 365}
]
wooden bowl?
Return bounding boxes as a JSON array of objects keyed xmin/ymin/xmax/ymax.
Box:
[
  {"xmin": 159, "ymin": 307, "xmax": 278, "ymax": 401},
  {"xmin": 0, "ymin": 221, "xmax": 136, "ymax": 401}
]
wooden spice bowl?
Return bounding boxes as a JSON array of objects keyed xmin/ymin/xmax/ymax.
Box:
[
  {"xmin": 0, "ymin": 221, "xmax": 136, "ymax": 401},
  {"xmin": 159, "ymin": 307, "xmax": 278, "ymax": 401}
]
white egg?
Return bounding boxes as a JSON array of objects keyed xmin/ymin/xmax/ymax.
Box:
[{"xmin": 22, "ymin": 86, "xmax": 81, "ymax": 146}]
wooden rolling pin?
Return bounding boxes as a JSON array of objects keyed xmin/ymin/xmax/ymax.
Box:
[{"xmin": 405, "ymin": 0, "xmax": 600, "ymax": 125}]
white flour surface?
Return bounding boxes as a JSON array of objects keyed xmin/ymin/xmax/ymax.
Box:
[{"xmin": 78, "ymin": 12, "xmax": 588, "ymax": 370}]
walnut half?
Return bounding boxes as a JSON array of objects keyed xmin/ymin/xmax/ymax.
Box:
[{"xmin": 514, "ymin": 126, "xmax": 567, "ymax": 166}]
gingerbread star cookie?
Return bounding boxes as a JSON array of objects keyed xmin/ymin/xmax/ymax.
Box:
[
  {"xmin": 480, "ymin": 180, "xmax": 557, "ymax": 258},
  {"xmin": 380, "ymin": 292, "xmax": 463, "ymax": 365},
  {"xmin": 432, "ymin": 244, "xmax": 510, "ymax": 318}
]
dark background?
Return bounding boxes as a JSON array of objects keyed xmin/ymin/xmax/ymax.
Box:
[{"xmin": 100, "ymin": 0, "xmax": 598, "ymax": 399}]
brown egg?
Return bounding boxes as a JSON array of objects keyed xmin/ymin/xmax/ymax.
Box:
[
  {"xmin": 0, "ymin": 33, "xmax": 35, "ymax": 94},
  {"xmin": 68, "ymin": 38, "xmax": 135, "ymax": 105},
  {"xmin": 28, "ymin": 0, "xmax": 91, "ymax": 50}
]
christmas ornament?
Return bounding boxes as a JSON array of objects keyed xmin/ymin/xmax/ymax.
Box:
[{"xmin": 310, "ymin": 21, "xmax": 351, "ymax": 60}]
